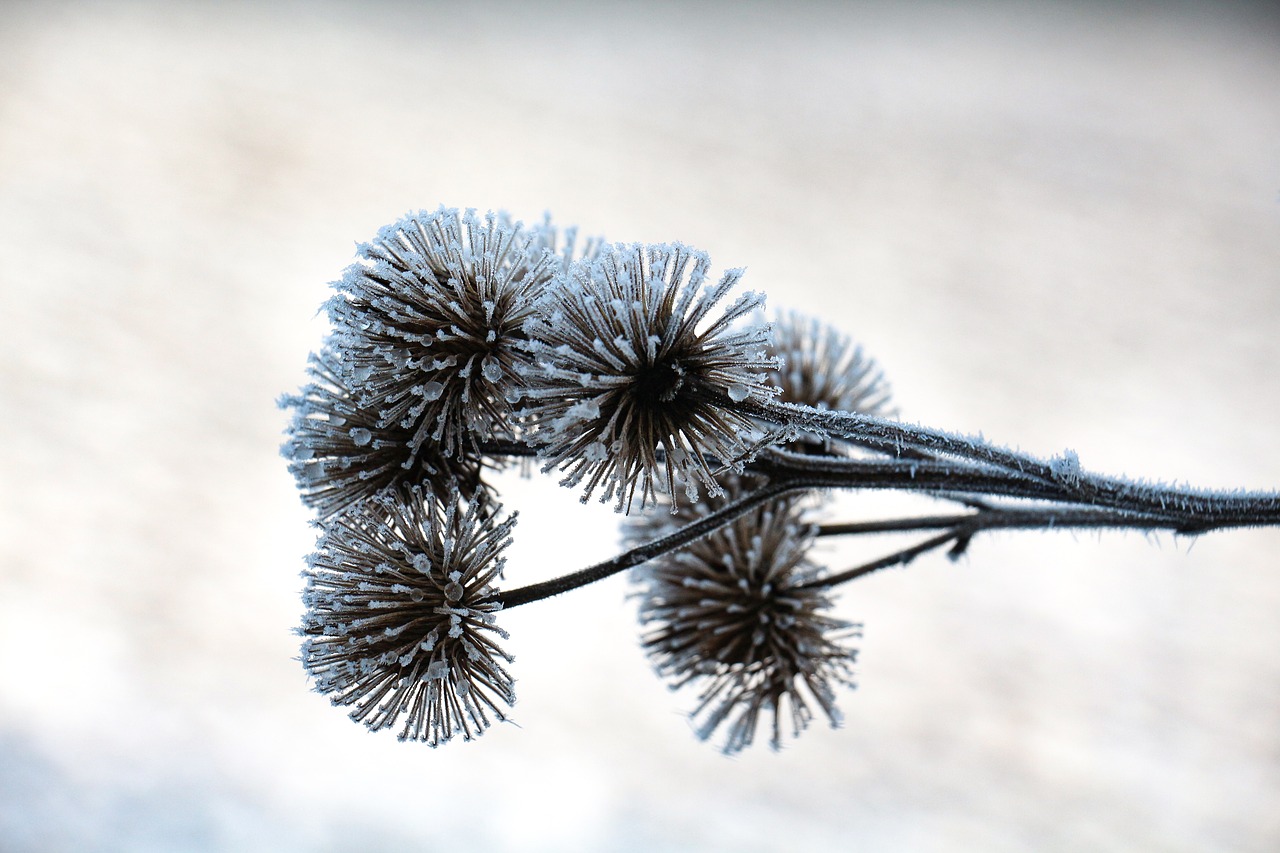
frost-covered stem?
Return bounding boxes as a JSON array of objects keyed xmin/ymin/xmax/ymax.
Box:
[
  {"xmin": 748, "ymin": 450, "xmax": 1070, "ymax": 502},
  {"xmin": 492, "ymin": 477, "xmax": 816, "ymax": 609},
  {"xmin": 805, "ymin": 498, "xmax": 1280, "ymax": 592},
  {"xmin": 799, "ymin": 529, "xmax": 966, "ymax": 591},
  {"xmin": 475, "ymin": 407, "xmax": 1279, "ymax": 610},
  {"xmin": 727, "ymin": 391, "xmax": 1064, "ymax": 483},
  {"xmin": 479, "ymin": 439, "xmax": 540, "ymax": 458},
  {"xmin": 813, "ymin": 504, "xmax": 1178, "ymax": 539},
  {"xmin": 750, "ymin": 444, "xmax": 1280, "ymax": 532}
]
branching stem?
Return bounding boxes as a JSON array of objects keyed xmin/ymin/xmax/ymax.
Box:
[
  {"xmin": 749, "ymin": 438, "xmax": 1280, "ymax": 531},
  {"xmin": 492, "ymin": 476, "xmax": 819, "ymax": 609},
  {"xmin": 800, "ymin": 529, "xmax": 965, "ymax": 590},
  {"xmin": 803, "ymin": 503, "xmax": 1225, "ymax": 590},
  {"xmin": 481, "ymin": 423, "xmax": 1280, "ymax": 608}
]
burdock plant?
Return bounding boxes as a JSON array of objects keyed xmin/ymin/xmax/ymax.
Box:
[
  {"xmin": 282, "ymin": 205, "xmax": 1280, "ymax": 752},
  {"xmin": 300, "ymin": 486, "xmax": 516, "ymax": 746},
  {"xmin": 519, "ymin": 242, "xmax": 777, "ymax": 511}
]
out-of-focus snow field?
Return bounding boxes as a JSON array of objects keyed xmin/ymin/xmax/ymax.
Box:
[{"xmin": 2, "ymin": 1, "xmax": 1278, "ymax": 850}]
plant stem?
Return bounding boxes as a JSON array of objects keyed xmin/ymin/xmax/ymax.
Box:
[
  {"xmin": 799, "ymin": 529, "xmax": 965, "ymax": 590},
  {"xmin": 728, "ymin": 391, "xmax": 1064, "ymax": 483},
  {"xmin": 804, "ymin": 498, "xmax": 1271, "ymax": 591},
  {"xmin": 814, "ymin": 505, "xmax": 1173, "ymax": 538},
  {"xmin": 492, "ymin": 476, "xmax": 815, "ymax": 609},
  {"xmin": 751, "ymin": 446, "xmax": 1280, "ymax": 531},
  {"xmin": 479, "ymin": 405, "xmax": 1280, "ymax": 610}
]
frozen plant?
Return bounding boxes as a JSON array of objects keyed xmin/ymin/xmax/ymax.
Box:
[
  {"xmin": 300, "ymin": 485, "xmax": 516, "ymax": 746},
  {"xmin": 281, "ymin": 206, "xmax": 1280, "ymax": 752},
  {"xmin": 519, "ymin": 242, "xmax": 777, "ymax": 511}
]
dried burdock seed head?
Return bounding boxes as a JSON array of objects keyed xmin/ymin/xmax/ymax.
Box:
[
  {"xmin": 299, "ymin": 487, "xmax": 517, "ymax": 746},
  {"xmin": 279, "ymin": 346, "xmax": 491, "ymax": 519},
  {"xmin": 767, "ymin": 310, "xmax": 893, "ymax": 417},
  {"xmin": 633, "ymin": 495, "xmax": 859, "ymax": 754},
  {"xmin": 521, "ymin": 242, "xmax": 779, "ymax": 511},
  {"xmin": 327, "ymin": 207, "xmax": 565, "ymax": 456}
]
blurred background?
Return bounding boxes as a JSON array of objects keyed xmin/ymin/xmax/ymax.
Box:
[{"xmin": 2, "ymin": 0, "xmax": 1279, "ymax": 850}]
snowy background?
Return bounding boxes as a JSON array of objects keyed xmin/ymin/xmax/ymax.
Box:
[{"xmin": 2, "ymin": 1, "xmax": 1279, "ymax": 850}]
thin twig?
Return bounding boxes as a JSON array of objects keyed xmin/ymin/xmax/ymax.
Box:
[
  {"xmin": 753, "ymin": 446, "xmax": 1280, "ymax": 531},
  {"xmin": 492, "ymin": 477, "xmax": 817, "ymax": 609},
  {"xmin": 815, "ymin": 505, "xmax": 1183, "ymax": 538},
  {"xmin": 800, "ymin": 529, "xmax": 965, "ymax": 590}
]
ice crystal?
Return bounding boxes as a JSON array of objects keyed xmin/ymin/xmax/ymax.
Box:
[
  {"xmin": 521, "ymin": 242, "xmax": 778, "ymax": 511},
  {"xmin": 299, "ymin": 488, "xmax": 516, "ymax": 745}
]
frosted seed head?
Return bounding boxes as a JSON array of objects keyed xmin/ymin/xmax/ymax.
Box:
[
  {"xmin": 297, "ymin": 487, "xmax": 517, "ymax": 746},
  {"xmin": 320, "ymin": 208, "xmax": 562, "ymax": 457},
  {"xmin": 764, "ymin": 310, "xmax": 895, "ymax": 437},
  {"xmin": 627, "ymin": 485, "xmax": 857, "ymax": 754},
  {"xmin": 520, "ymin": 242, "xmax": 779, "ymax": 511}
]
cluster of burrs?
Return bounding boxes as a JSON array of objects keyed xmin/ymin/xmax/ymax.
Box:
[{"xmin": 282, "ymin": 206, "xmax": 1280, "ymax": 752}]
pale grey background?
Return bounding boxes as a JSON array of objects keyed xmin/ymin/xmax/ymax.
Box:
[{"xmin": 2, "ymin": 1, "xmax": 1279, "ymax": 850}]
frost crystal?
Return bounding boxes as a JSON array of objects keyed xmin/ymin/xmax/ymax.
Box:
[
  {"xmin": 521, "ymin": 242, "xmax": 779, "ymax": 511},
  {"xmin": 299, "ymin": 487, "xmax": 517, "ymax": 746},
  {"xmin": 1050, "ymin": 449, "xmax": 1082, "ymax": 486}
]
